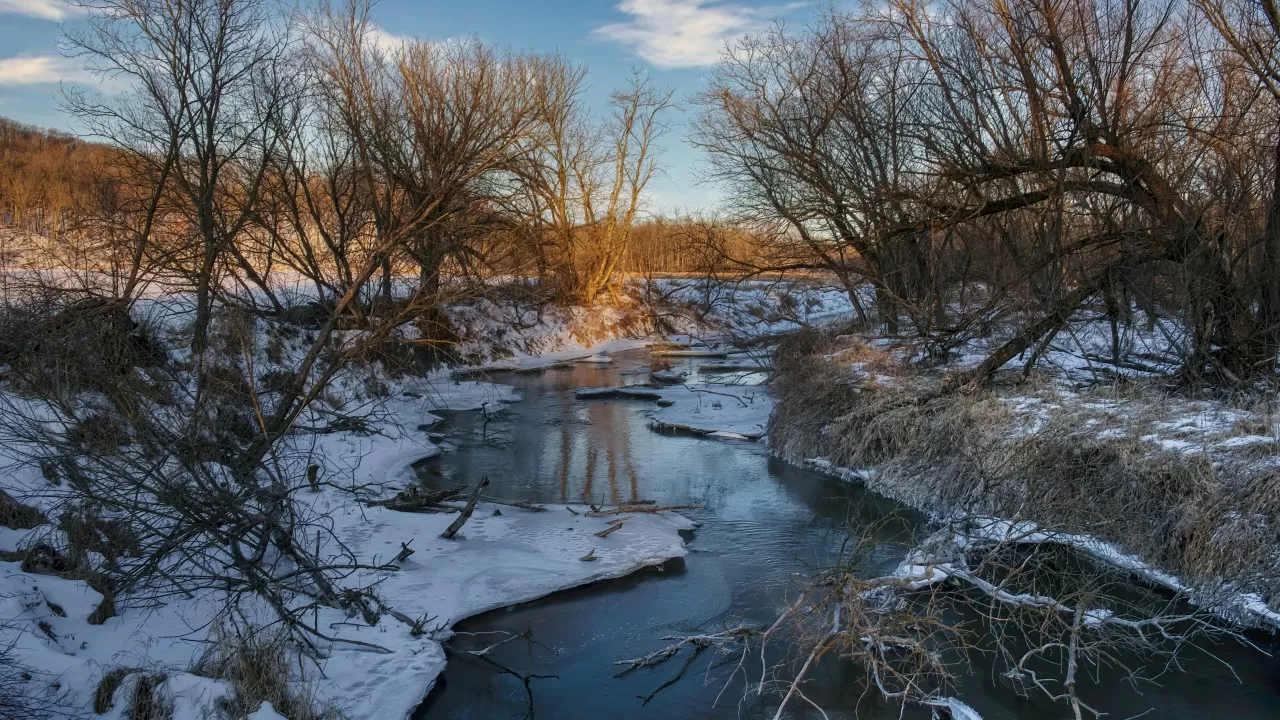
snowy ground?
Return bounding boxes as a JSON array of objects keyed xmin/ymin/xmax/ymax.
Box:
[
  {"xmin": 0, "ymin": 335, "xmax": 695, "ymax": 720},
  {"xmin": 1, "ymin": 273, "xmax": 858, "ymax": 720}
]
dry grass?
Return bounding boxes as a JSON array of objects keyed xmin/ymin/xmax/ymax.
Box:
[
  {"xmin": 193, "ymin": 626, "xmax": 341, "ymax": 720},
  {"xmin": 771, "ymin": 332, "xmax": 1280, "ymax": 616},
  {"xmin": 0, "ymin": 489, "xmax": 43, "ymax": 529},
  {"xmin": 125, "ymin": 673, "xmax": 172, "ymax": 720},
  {"xmin": 93, "ymin": 667, "xmax": 139, "ymax": 714}
]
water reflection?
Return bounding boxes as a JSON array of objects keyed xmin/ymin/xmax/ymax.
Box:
[{"xmin": 415, "ymin": 350, "xmax": 1280, "ymax": 720}]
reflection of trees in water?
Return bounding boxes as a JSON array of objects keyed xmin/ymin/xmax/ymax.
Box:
[{"xmin": 552, "ymin": 401, "xmax": 640, "ymax": 505}]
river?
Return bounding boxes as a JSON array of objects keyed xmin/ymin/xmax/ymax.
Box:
[{"xmin": 415, "ymin": 348, "xmax": 1280, "ymax": 719}]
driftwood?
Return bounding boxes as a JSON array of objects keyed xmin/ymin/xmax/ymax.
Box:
[
  {"xmin": 698, "ymin": 362, "xmax": 772, "ymax": 373},
  {"xmin": 367, "ymin": 484, "xmax": 466, "ymax": 512},
  {"xmin": 479, "ymin": 496, "xmax": 548, "ymax": 512},
  {"xmin": 586, "ymin": 504, "xmax": 703, "ymax": 517},
  {"xmin": 580, "ymin": 547, "xmax": 597, "ymax": 561},
  {"xmin": 440, "ymin": 477, "xmax": 489, "ymax": 539},
  {"xmin": 595, "ymin": 521, "xmax": 626, "ymax": 538},
  {"xmin": 392, "ymin": 541, "xmax": 414, "ymax": 564}
]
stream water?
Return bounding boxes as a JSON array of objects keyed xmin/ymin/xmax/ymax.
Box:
[{"xmin": 414, "ymin": 349, "xmax": 1280, "ymax": 719}]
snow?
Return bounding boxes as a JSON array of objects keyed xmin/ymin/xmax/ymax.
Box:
[
  {"xmin": 0, "ymin": 331, "xmax": 694, "ymax": 720},
  {"xmin": 648, "ymin": 384, "xmax": 772, "ymax": 439},
  {"xmin": 804, "ymin": 457, "xmax": 875, "ymax": 482},
  {"xmin": 303, "ymin": 495, "xmax": 693, "ymax": 718},
  {"xmin": 248, "ymin": 702, "xmax": 289, "ymax": 720},
  {"xmin": 404, "ymin": 376, "xmax": 522, "ymax": 413},
  {"xmin": 651, "ymin": 368, "xmax": 688, "ymax": 383},
  {"xmin": 946, "ymin": 517, "xmax": 1280, "ymax": 631},
  {"xmin": 930, "ymin": 697, "xmax": 984, "ymax": 720}
]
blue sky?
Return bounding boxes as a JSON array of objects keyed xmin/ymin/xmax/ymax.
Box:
[{"xmin": 0, "ymin": 0, "xmax": 814, "ymax": 212}]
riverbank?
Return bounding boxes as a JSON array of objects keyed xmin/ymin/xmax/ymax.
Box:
[
  {"xmin": 768, "ymin": 329, "xmax": 1280, "ymax": 629},
  {"xmin": 0, "ymin": 287, "xmax": 733, "ymax": 719},
  {"xmin": 0, "ymin": 354, "xmax": 694, "ymax": 720},
  {"xmin": 0, "ymin": 275, "xmax": 854, "ymax": 720}
]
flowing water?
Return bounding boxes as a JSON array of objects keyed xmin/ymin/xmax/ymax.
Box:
[{"xmin": 414, "ymin": 349, "xmax": 1280, "ymax": 719}]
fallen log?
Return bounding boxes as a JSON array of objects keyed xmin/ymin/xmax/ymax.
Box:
[
  {"xmin": 367, "ymin": 484, "xmax": 465, "ymax": 512},
  {"xmin": 440, "ymin": 477, "xmax": 490, "ymax": 539},
  {"xmin": 479, "ymin": 496, "xmax": 549, "ymax": 512},
  {"xmin": 586, "ymin": 504, "xmax": 703, "ymax": 517},
  {"xmin": 392, "ymin": 541, "xmax": 415, "ymax": 564}
]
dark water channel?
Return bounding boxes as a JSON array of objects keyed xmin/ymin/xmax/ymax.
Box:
[{"xmin": 414, "ymin": 349, "xmax": 1280, "ymax": 719}]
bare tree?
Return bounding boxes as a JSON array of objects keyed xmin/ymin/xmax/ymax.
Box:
[
  {"xmin": 522, "ymin": 67, "xmax": 674, "ymax": 304},
  {"xmin": 1197, "ymin": 0, "xmax": 1280, "ymax": 370},
  {"xmin": 697, "ymin": 0, "xmax": 1280, "ymax": 385},
  {"xmin": 65, "ymin": 0, "xmax": 292, "ymax": 349}
]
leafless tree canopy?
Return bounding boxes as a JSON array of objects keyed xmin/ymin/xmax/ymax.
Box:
[{"xmin": 696, "ymin": 0, "xmax": 1280, "ymax": 385}]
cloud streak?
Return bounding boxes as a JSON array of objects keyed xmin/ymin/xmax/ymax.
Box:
[
  {"xmin": 0, "ymin": 0, "xmax": 72, "ymax": 21},
  {"xmin": 594, "ymin": 0, "xmax": 790, "ymax": 68},
  {"xmin": 0, "ymin": 55, "xmax": 92, "ymax": 86}
]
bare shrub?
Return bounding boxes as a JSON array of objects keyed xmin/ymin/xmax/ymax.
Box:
[
  {"xmin": 0, "ymin": 489, "xmax": 43, "ymax": 529},
  {"xmin": 0, "ymin": 295, "xmax": 165, "ymax": 400},
  {"xmin": 629, "ymin": 515, "xmax": 1245, "ymax": 719}
]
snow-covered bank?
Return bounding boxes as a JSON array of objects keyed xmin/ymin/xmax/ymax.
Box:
[
  {"xmin": 812, "ymin": 450, "xmax": 1280, "ymax": 631},
  {"xmin": 0, "ymin": 497, "xmax": 692, "ymax": 720},
  {"xmin": 306, "ymin": 495, "xmax": 693, "ymax": 718},
  {"xmin": 0, "ymin": 338, "xmax": 694, "ymax": 720}
]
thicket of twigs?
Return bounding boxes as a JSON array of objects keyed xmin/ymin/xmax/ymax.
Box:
[{"xmin": 697, "ymin": 0, "xmax": 1280, "ymax": 388}]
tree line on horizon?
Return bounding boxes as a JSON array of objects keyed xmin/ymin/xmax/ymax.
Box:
[{"xmin": 2, "ymin": 0, "xmax": 1280, "ymax": 387}]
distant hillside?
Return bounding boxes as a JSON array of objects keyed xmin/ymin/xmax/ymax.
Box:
[{"xmin": 0, "ymin": 117, "xmax": 114, "ymax": 239}]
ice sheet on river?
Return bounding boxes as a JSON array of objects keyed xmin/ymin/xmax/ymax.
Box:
[
  {"xmin": 577, "ymin": 383, "xmax": 773, "ymax": 440},
  {"xmin": 310, "ymin": 496, "xmax": 694, "ymax": 718}
]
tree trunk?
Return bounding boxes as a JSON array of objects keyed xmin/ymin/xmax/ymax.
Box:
[
  {"xmin": 961, "ymin": 265, "xmax": 1116, "ymax": 389},
  {"xmin": 876, "ymin": 285, "xmax": 899, "ymax": 335},
  {"xmin": 1259, "ymin": 132, "xmax": 1280, "ymax": 374}
]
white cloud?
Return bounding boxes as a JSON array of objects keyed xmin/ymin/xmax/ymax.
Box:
[
  {"xmin": 367, "ymin": 24, "xmax": 411, "ymax": 55},
  {"xmin": 0, "ymin": 55, "xmax": 92, "ymax": 86},
  {"xmin": 594, "ymin": 0, "xmax": 792, "ymax": 68},
  {"xmin": 0, "ymin": 0, "xmax": 73, "ymax": 21}
]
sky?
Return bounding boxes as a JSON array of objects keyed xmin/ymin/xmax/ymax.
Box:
[{"xmin": 0, "ymin": 0, "xmax": 816, "ymax": 213}]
